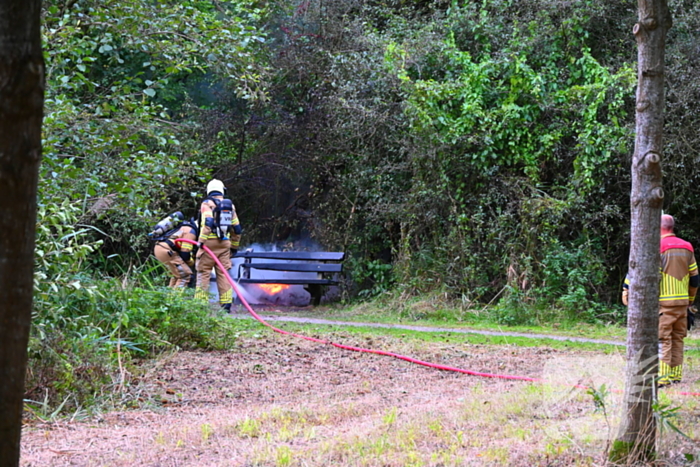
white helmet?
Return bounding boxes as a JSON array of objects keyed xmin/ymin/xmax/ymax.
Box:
[{"xmin": 206, "ymin": 179, "xmax": 225, "ymax": 195}]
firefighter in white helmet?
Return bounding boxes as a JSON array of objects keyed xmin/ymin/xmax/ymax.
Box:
[{"xmin": 194, "ymin": 179, "xmax": 242, "ymax": 311}]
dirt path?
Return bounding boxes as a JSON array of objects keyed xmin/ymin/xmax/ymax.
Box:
[{"xmin": 232, "ymin": 313, "xmax": 626, "ymax": 346}]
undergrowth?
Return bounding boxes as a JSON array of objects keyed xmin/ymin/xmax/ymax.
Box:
[
  {"xmin": 331, "ymin": 287, "xmax": 627, "ymax": 332},
  {"xmin": 26, "ymin": 272, "xmax": 245, "ymax": 419}
]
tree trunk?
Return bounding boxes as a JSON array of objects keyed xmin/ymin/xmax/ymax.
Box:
[
  {"xmin": 0, "ymin": 1, "xmax": 44, "ymax": 465},
  {"xmin": 610, "ymin": 0, "xmax": 671, "ymax": 463}
]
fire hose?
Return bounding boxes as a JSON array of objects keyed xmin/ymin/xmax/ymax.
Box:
[{"xmin": 177, "ymin": 239, "xmax": 700, "ymax": 397}]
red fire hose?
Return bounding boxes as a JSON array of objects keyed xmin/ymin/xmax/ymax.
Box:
[{"xmin": 177, "ymin": 239, "xmax": 700, "ymax": 397}]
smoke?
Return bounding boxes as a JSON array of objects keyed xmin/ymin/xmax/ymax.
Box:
[{"xmin": 209, "ymin": 242, "xmax": 333, "ymax": 307}]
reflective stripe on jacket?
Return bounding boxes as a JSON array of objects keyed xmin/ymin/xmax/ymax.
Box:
[{"xmin": 660, "ymin": 234, "xmax": 698, "ymax": 306}]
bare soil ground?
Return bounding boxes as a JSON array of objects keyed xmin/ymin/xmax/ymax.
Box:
[{"xmin": 20, "ymin": 323, "xmax": 700, "ymax": 467}]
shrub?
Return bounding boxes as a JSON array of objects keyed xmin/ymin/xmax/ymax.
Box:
[{"xmin": 28, "ymin": 272, "xmax": 244, "ymax": 415}]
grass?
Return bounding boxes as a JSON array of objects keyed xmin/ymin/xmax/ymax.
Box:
[
  {"xmin": 237, "ymin": 320, "xmax": 626, "ymax": 353},
  {"xmin": 22, "ymin": 319, "xmax": 700, "ymax": 466},
  {"xmin": 222, "ymin": 311, "xmax": 700, "ymax": 465},
  {"xmin": 302, "ymin": 299, "xmax": 627, "ymax": 339},
  {"xmin": 299, "ymin": 295, "xmax": 700, "ymax": 348},
  {"xmin": 195, "ymin": 394, "xmax": 607, "ymax": 465},
  {"xmin": 24, "ymin": 277, "xmax": 700, "ymax": 466}
]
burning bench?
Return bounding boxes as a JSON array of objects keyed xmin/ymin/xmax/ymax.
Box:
[{"xmin": 234, "ymin": 250, "xmax": 345, "ymax": 306}]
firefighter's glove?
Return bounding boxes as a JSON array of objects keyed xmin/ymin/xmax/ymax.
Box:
[
  {"xmin": 230, "ymin": 248, "xmax": 238, "ymax": 257},
  {"xmin": 689, "ymin": 306, "xmax": 697, "ymax": 331},
  {"xmin": 179, "ymin": 251, "xmax": 191, "ymax": 263}
]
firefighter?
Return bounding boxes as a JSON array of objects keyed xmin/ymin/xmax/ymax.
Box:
[
  {"xmin": 194, "ymin": 179, "xmax": 242, "ymax": 311},
  {"xmin": 622, "ymin": 214, "xmax": 698, "ymax": 386},
  {"xmin": 152, "ymin": 217, "xmax": 198, "ymax": 288},
  {"xmin": 658, "ymin": 215, "xmax": 698, "ymax": 385}
]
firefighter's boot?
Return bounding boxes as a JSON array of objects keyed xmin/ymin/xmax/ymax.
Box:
[
  {"xmin": 670, "ymin": 364, "xmax": 683, "ymax": 384},
  {"xmin": 658, "ymin": 361, "xmax": 673, "ymax": 387}
]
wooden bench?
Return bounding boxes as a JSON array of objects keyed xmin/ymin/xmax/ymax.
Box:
[{"xmin": 233, "ymin": 250, "xmax": 345, "ymax": 305}]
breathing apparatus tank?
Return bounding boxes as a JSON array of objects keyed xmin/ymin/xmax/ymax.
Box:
[{"xmin": 148, "ymin": 211, "xmax": 185, "ymax": 239}]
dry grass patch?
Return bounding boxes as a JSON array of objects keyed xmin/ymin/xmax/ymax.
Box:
[{"xmin": 20, "ymin": 331, "xmax": 700, "ymax": 466}]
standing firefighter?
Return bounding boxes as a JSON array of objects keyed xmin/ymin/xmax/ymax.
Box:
[
  {"xmin": 657, "ymin": 215, "xmax": 698, "ymax": 385},
  {"xmin": 194, "ymin": 179, "xmax": 242, "ymax": 311},
  {"xmin": 150, "ymin": 212, "xmax": 198, "ymax": 288},
  {"xmin": 622, "ymin": 214, "xmax": 698, "ymax": 386}
]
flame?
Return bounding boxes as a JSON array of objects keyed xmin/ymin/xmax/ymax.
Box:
[{"xmin": 257, "ymin": 283, "xmax": 291, "ymax": 295}]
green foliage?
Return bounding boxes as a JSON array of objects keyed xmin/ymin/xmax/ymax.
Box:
[
  {"xmin": 355, "ymin": 259, "xmax": 395, "ymax": 299},
  {"xmin": 41, "ymin": 0, "xmax": 270, "ymax": 261},
  {"xmin": 32, "ymin": 0, "xmax": 275, "ymax": 417},
  {"xmin": 242, "ymin": 0, "xmax": 638, "ymax": 309},
  {"xmin": 608, "ymin": 441, "xmax": 659, "ymax": 464},
  {"xmin": 653, "ymin": 400, "xmax": 692, "ymax": 440},
  {"xmin": 378, "ymin": 4, "xmax": 634, "ymax": 310},
  {"xmin": 34, "ymin": 0, "xmax": 700, "ymax": 345},
  {"xmin": 29, "ymin": 272, "xmax": 244, "ymax": 414},
  {"xmin": 34, "ymin": 199, "xmax": 104, "ymax": 298}
]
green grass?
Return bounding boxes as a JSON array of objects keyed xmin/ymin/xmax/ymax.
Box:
[
  {"xmin": 301, "ymin": 295, "xmax": 700, "ymax": 349},
  {"xmin": 235, "ymin": 320, "xmax": 626, "ymax": 353},
  {"xmin": 241, "ymin": 300, "xmax": 700, "ymax": 355}
]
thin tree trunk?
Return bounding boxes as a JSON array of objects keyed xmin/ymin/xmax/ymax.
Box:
[
  {"xmin": 610, "ymin": 0, "xmax": 671, "ymax": 463},
  {"xmin": 0, "ymin": 1, "xmax": 44, "ymax": 465}
]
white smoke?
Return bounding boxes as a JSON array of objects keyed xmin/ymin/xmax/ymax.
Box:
[{"xmin": 209, "ymin": 242, "xmax": 333, "ymax": 307}]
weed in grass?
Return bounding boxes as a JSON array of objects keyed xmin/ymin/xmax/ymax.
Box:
[
  {"xmin": 453, "ymin": 429, "xmax": 465, "ymax": 447},
  {"xmin": 24, "ymin": 393, "xmax": 85, "ymax": 424},
  {"xmin": 540, "ymin": 354, "xmax": 623, "ymax": 445},
  {"xmin": 505, "ymin": 426, "xmax": 530, "ymax": 441},
  {"xmin": 304, "ymin": 426, "xmax": 317, "ymax": 441},
  {"xmin": 359, "ymin": 379, "xmax": 372, "ymax": 393},
  {"xmin": 275, "ymin": 445, "xmax": 293, "ymax": 466},
  {"xmin": 153, "ymin": 431, "xmax": 165, "ymax": 445},
  {"xmin": 382, "ymin": 407, "xmax": 398, "ymax": 427},
  {"xmin": 237, "ymin": 417, "xmax": 262, "ymax": 438},
  {"xmin": 502, "ymin": 386, "xmax": 543, "ymax": 418},
  {"xmin": 390, "ymin": 421, "xmax": 419, "ymax": 454},
  {"xmin": 544, "ymin": 439, "xmax": 571, "ymax": 457},
  {"xmin": 480, "ymin": 446, "xmax": 509, "ymax": 463},
  {"xmin": 403, "ymin": 449, "xmax": 424, "ymax": 467},
  {"xmin": 427, "ymin": 418, "xmax": 445, "ymax": 437},
  {"xmin": 364, "ymin": 433, "xmax": 390, "ymax": 458},
  {"xmin": 653, "ymin": 400, "xmax": 692, "ymax": 441},
  {"xmin": 276, "ymin": 422, "xmax": 302, "ymax": 442},
  {"xmin": 200, "ymin": 423, "xmax": 213, "ymax": 442}
]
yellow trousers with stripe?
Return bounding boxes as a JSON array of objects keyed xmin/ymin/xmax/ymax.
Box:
[
  {"xmin": 194, "ymin": 239, "xmax": 232, "ymax": 305},
  {"xmin": 154, "ymin": 244, "xmax": 192, "ymax": 288}
]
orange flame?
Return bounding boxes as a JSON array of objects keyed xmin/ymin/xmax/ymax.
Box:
[{"xmin": 257, "ymin": 283, "xmax": 291, "ymax": 295}]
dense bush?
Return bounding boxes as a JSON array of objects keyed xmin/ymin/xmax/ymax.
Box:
[
  {"xmin": 28, "ymin": 271, "xmax": 246, "ymax": 415},
  {"xmin": 224, "ymin": 0, "xmax": 639, "ymax": 318}
]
